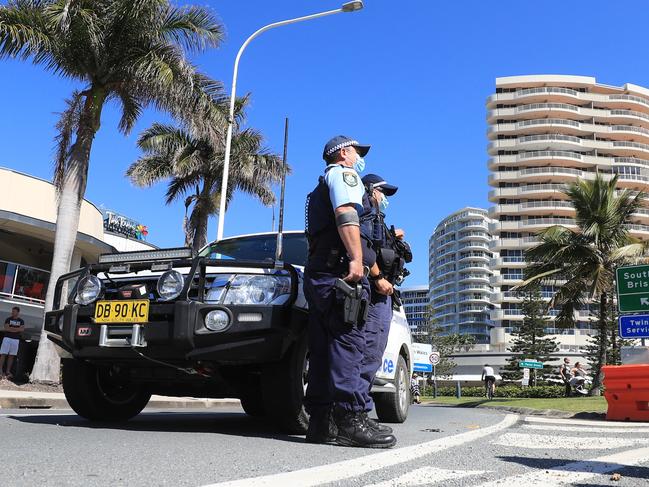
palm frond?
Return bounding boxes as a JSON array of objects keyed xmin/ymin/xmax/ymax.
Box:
[{"xmin": 52, "ymin": 89, "xmax": 83, "ymax": 193}]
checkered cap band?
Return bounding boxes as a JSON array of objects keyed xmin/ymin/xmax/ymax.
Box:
[{"xmin": 324, "ymin": 139, "xmax": 359, "ymax": 157}]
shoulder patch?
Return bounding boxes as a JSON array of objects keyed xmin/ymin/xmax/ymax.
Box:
[{"xmin": 343, "ymin": 172, "xmax": 359, "ymax": 187}]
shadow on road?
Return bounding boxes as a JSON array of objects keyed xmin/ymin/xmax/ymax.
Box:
[
  {"xmin": 498, "ymin": 455, "xmax": 649, "ymax": 482},
  {"xmin": 9, "ymin": 411, "xmax": 306, "ymax": 444}
]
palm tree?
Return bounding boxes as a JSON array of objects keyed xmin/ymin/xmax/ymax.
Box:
[
  {"xmin": 126, "ymin": 99, "xmax": 286, "ymax": 252},
  {"xmin": 0, "ymin": 0, "xmax": 224, "ymax": 383},
  {"xmin": 520, "ymin": 175, "xmax": 648, "ymax": 395}
]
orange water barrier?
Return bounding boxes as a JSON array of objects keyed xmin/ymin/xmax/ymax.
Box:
[{"xmin": 603, "ymin": 364, "xmax": 649, "ymax": 421}]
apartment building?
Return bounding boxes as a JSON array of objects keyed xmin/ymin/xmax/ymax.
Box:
[
  {"xmin": 400, "ymin": 285, "xmax": 429, "ymax": 337},
  {"xmin": 487, "ymin": 75, "xmax": 649, "ymax": 340},
  {"xmin": 428, "ymin": 207, "xmax": 494, "ymax": 344}
]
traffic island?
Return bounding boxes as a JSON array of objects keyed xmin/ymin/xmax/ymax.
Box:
[{"xmin": 421, "ymin": 396, "xmax": 607, "ymax": 419}]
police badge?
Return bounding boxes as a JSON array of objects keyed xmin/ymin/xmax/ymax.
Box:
[{"xmin": 343, "ymin": 172, "xmax": 358, "ymax": 187}]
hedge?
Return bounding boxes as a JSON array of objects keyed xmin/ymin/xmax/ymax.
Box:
[{"xmin": 420, "ymin": 384, "xmax": 566, "ymax": 398}]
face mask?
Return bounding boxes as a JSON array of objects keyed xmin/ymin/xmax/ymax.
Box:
[
  {"xmin": 353, "ymin": 155, "xmax": 365, "ymax": 173},
  {"xmin": 379, "ymin": 194, "xmax": 389, "ymax": 212}
]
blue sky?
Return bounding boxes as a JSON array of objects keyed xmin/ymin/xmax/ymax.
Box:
[{"xmin": 2, "ymin": 0, "xmax": 649, "ymax": 286}]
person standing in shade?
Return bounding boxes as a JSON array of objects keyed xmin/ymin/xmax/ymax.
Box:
[
  {"xmin": 0, "ymin": 307, "xmax": 24, "ymax": 380},
  {"xmin": 304, "ymin": 135, "xmax": 396, "ymax": 448}
]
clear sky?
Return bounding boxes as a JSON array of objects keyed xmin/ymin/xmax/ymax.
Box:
[{"xmin": 2, "ymin": 0, "xmax": 649, "ymax": 286}]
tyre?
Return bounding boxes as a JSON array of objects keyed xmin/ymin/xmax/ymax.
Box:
[
  {"xmin": 240, "ymin": 394, "xmax": 266, "ymax": 417},
  {"xmin": 375, "ymin": 355, "xmax": 410, "ymax": 423},
  {"xmin": 62, "ymin": 359, "xmax": 151, "ymax": 422},
  {"xmin": 260, "ymin": 334, "xmax": 309, "ymax": 434}
]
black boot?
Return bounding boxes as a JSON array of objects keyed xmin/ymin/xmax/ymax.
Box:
[
  {"xmin": 362, "ymin": 412, "xmax": 393, "ymax": 434},
  {"xmin": 333, "ymin": 407, "xmax": 397, "ymax": 449},
  {"xmin": 306, "ymin": 407, "xmax": 337, "ymax": 444}
]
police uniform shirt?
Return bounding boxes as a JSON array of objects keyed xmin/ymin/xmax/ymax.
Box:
[{"xmin": 324, "ymin": 164, "xmax": 364, "ymax": 212}]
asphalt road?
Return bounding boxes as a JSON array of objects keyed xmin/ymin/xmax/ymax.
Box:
[{"xmin": 1, "ymin": 404, "xmax": 648, "ymax": 486}]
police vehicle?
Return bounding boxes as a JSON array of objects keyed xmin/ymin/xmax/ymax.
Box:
[{"xmin": 44, "ymin": 230, "xmax": 413, "ymax": 433}]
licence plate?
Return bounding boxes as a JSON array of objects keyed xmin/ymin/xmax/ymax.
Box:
[{"xmin": 94, "ymin": 300, "xmax": 149, "ymax": 324}]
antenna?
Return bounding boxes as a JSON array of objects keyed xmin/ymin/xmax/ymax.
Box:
[{"xmin": 274, "ymin": 117, "xmax": 288, "ymax": 269}]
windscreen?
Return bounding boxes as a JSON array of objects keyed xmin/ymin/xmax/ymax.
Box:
[{"xmin": 201, "ymin": 233, "xmax": 308, "ymax": 267}]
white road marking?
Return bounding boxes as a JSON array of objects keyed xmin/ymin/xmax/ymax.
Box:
[
  {"xmin": 476, "ymin": 445, "xmax": 649, "ymax": 486},
  {"xmin": 201, "ymin": 414, "xmax": 519, "ymax": 487},
  {"xmin": 363, "ymin": 466, "xmax": 487, "ymax": 487},
  {"xmin": 523, "ymin": 424, "xmax": 649, "ymax": 434},
  {"xmin": 494, "ymin": 432, "xmax": 649, "ymax": 450},
  {"xmin": 524, "ymin": 416, "xmax": 649, "ymax": 427}
]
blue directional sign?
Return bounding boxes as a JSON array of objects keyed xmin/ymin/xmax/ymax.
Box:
[
  {"xmin": 413, "ymin": 363, "xmax": 433, "ymax": 373},
  {"xmin": 619, "ymin": 315, "xmax": 649, "ymax": 339}
]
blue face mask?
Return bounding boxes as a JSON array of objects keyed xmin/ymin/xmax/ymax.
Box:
[
  {"xmin": 353, "ymin": 155, "xmax": 365, "ymax": 173},
  {"xmin": 379, "ymin": 194, "xmax": 389, "ymax": 212}
]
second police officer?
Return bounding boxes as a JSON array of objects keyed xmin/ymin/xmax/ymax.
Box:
[
  {"xmin": 304, "ymin": 135, "xmax": 397, "ymax": 449},
  {"xmin": 359, "ymin": 173, "xmax": 406, "ymax": 428}
]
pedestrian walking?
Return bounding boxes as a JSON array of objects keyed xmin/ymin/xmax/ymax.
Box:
[
  {"xmin": 0, "ymin": 307, "xmax": 24, "ymax": 380},
  {"xmin": 303, "ymin": 135, "xmax": 396, "ymax": 448},
  {"xmin": 559, "ymin": 358, "xmax": 572, "ymax": 397},
  {"xmin": 570, "ymin": 362, "xmax": 588, "ymax": 395},
  {"xmin": 410, "ymin": 374, "xmax": 421, "ymax": 404}
]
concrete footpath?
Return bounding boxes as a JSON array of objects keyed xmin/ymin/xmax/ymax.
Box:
[{"xmin": 0, "ymin": 389, "xmax": 241, "ymax": 410}]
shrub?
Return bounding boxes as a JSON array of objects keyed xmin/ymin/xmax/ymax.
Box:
[{"xmin": 421, "ymin": 384, "xmax": 565, "ymax": 398}]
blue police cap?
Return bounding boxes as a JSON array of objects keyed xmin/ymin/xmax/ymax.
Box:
[
  {"xmin": 322, "ymin": 135, "xmax": 370, "ymax": 161},
  {"xmin": 362, "ymin": 173, "xmax": 398, "ymax": 196}
]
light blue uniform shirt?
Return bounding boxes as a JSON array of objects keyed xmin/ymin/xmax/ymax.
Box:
[{"xmin": 324, "ymin": 164, "xmax": 364, "ymax": 213}]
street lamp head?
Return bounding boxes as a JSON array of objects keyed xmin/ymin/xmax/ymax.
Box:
[{"xmin": 342, "ymin": 1, "xmax": 364, "ymax": 12}]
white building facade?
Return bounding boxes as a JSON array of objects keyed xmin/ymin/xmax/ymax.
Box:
[
  {"xmin": 428, "ymin": 207, "xmax": 494, "ymax": 344},
  {"xmin": 487, "ymin": 75, "xmax": 649, "ymax": 348}
]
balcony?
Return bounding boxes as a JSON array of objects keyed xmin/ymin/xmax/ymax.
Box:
[
  {"xmin": 490, "ymin": 274, "xmax": 523, "ymax": 286},
  {"xmin": 490, "ymin": 256, "xmax": 526, "ymax": 269},
  {"xmin": 490, "ymin": 236, "xmax": 540, "ymax": 250},
  {"xmin": 0, "ymin": 259, "xmax": 49, "ymax": 305}
]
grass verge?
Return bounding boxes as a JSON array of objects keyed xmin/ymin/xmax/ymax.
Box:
[{"xmin": 422, "ymin": 396, "xmax": 607, "ymax": 413}]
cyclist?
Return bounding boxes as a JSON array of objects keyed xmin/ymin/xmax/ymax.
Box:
[{"xmin": 481, "ymin": 364, "xmax": 496, "ymax": 399}]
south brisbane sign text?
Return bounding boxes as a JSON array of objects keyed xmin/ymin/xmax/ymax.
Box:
[{"xmin": 616, "ymin": 265, "xmax": 649, "ymax": 312}]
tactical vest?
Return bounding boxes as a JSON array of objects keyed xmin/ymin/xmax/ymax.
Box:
[{"xmin": 305, "ymin": 176, "xmax": 376, "ymax": 271}]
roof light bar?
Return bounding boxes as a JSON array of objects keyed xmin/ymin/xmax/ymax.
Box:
[{"xmin": 98, "ymin": 248, "xmax": 192, "ymax": 264}]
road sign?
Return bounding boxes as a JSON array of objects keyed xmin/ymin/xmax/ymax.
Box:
[
  {"xmin": 412, "ymin": 342, "xmax": 433, "ymax": 373},
  {"xmin": 619, "ymin": 314, "xmax": 649, "ymax": 339},
  {"xmin": 616, "ymin": 265, "xmax": 649, "ymax": 312},
  {"xmin": 519, "ymin": 360, "xmax": 543, "ymax": 369},
  {"xmin": 429, "ymin": 352, "xmax": 441, "ymax": 366},
  {"xmin": 522, "ymin": 367, "xmax": 530, "ymax": 387}
]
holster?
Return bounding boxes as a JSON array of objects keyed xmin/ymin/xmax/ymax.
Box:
[{"xmin": 334, "ymin": 279, "xmax": 369, "ymax": 326}]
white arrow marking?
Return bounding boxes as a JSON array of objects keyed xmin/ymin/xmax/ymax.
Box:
[
  {"xmin": 476, "ymin": 445, "xmax": 649, "ymax": 486},
  {"xmin": 641, "ymin": 297, "xmax": 649, "ymax": 305},
  {"xmin": 493, "ymin": 432, "xmax": 649, "ymax": 450},
  {"xmin": 202, "ymin": 414, "xmax": 518, "ymax": 487},
  {"xmin": 363, "ymin": 466, "xmax": 487, "ymax": 487}
]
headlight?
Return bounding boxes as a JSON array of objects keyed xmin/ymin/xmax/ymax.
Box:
[
  {"xmin": 75, "ymin": 275, "xmax": 103, "ymax": 305},
  {"xmin": 222, "ymin": 275, "xmax": 291, "ymax": 305},
  {"xmin": 205, "ymin": 310, "xmax": 230, "ymax": 332},
  {"xmin": 156, "ymin": 270, "xmax": 184, "ymax": 301}
]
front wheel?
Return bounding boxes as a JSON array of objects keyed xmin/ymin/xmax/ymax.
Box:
[
  {"xmin": 62, "ymin": 359, "xmax": 150, "ymax": 421},
  {"xmin": 374, "ymin": 355, "xmax": 410, "ymax": 423}
]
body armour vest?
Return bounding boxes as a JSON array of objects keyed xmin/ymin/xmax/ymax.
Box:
[{"xmin": 306, "ymin": 176, "xmax": 376, "ymax": 270}]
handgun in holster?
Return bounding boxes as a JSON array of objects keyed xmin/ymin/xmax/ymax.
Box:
[{"xmin": 334, "ymin": 279, "xmax": 369, "ymax": 326}]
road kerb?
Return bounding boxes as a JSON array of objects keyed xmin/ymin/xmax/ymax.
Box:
[{"xmin": 0, "ymin": 395, "xmax": 241, "ymax": 410}]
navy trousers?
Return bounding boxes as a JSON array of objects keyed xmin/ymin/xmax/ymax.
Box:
[
  {"xmin": 360, "ymin": 293, "xmax": 392, "ymax": 412},
  {"xmin": 303, "ymin": 270, "xmax": 370, "ymax": 414}
]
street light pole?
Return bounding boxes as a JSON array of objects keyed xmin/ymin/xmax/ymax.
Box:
[{"xmin": 215, "ymin": 1, "xmax": 364, "ymax": 241}]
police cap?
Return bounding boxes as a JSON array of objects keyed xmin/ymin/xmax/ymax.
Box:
[
  {"xmin": 362, "ymin": 173, "xmax": 398, "ymax": 196},
  {"xmin": 322, "ymin": 135, "xmax": 371, "ymax": 161}
]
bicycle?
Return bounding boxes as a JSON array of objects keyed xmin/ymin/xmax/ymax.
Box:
[{"xmin": 485, "ymin": 377, "xmax": 495, "ymax": 400}]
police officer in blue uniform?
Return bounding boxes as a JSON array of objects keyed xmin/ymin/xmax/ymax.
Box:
[
  {"xmin": 359, "ymin": 174, "xmax": 403, "ymax": 428},
  {"xmin": 304, "ymin": 135, "xmax": 397, "ymax": 448}
]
